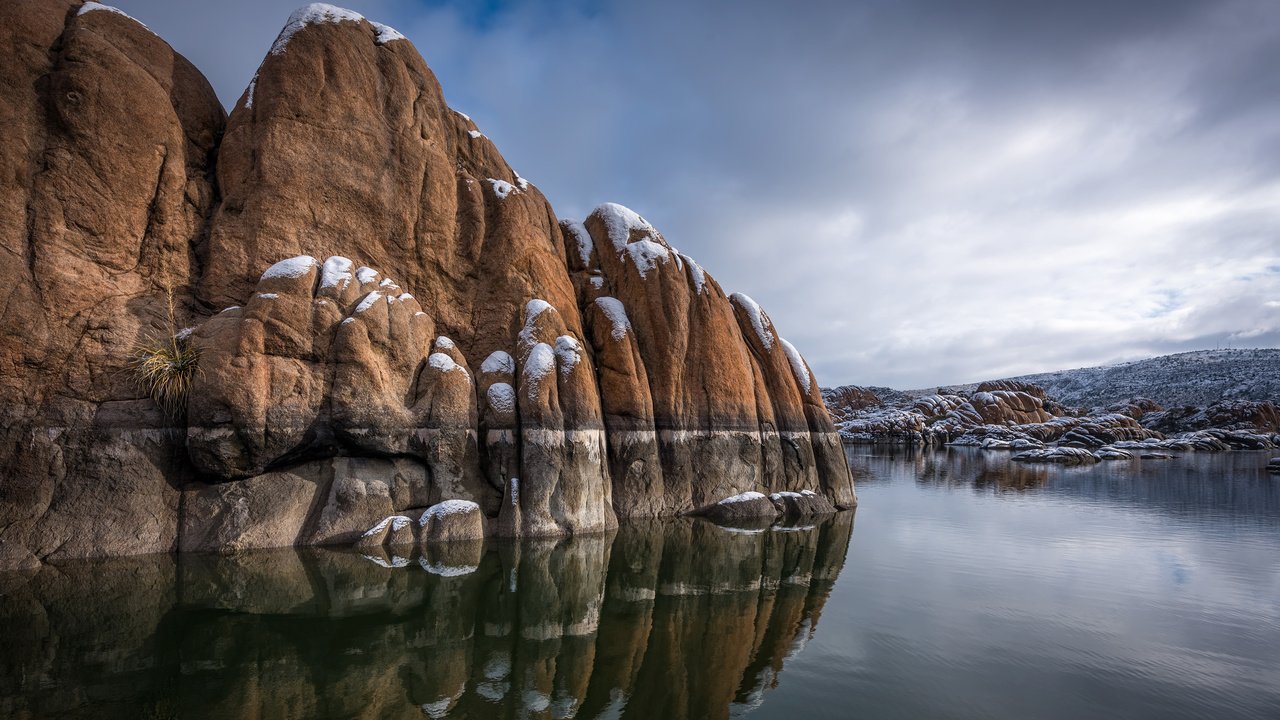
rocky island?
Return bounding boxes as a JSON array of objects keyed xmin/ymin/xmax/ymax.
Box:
[{"xmin": 0, "ymin": 2, "xmax": 853, "ymax": 570}]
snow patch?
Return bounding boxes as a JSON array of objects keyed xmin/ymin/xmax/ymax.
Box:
[
  {"xmin": 77, "ymin": 2, "xmax": 150, "ymax": 30},
  {"xmin": 555, "ymin": 335, "xmax": 582, "ymax": 375},
  {"xmin": 453, "ymin": 108, "xmax": 472, "ymax": 122},
  {"xmin": 434, "ymin": 336, "xmax": 455, "ymax": 350},
  {"xmin": 174, "ymin": 327, "xmax": 195, "ymax": 341},
  {"xmin": 487, "ymin": 382, "xmax": 515, "ymax": 414},
  {"xmin": 563, "ymin": 220, "xmax": 594, "ymax": 266},
  {"xmin": 624, "ymin": 240, "xmax": 670, "ymax": 278},
  {"xmin": 419, "ymin": 499, "xmax": 479, "ymax": 525},
  {"xmin": 589, "ymin": 275, "xmax": 604, "ymax": 289},
  {"xmin": 718, "ymin": 491, "xmax": 767, "ymax": 505},
  {"xmin": 362, "ymin": 515, "xmax": 411, "ymax": 537},
  {"xmin": 245, "ymin": 74, "xmax": 257, "ymax": 109},
  {"xmin": 371, "ymin": 21, "xmax": 405, "ymax": 44},
  {"xmin": 523, "ymin": 343, "xmax": 556, "ymax": 397},
  {"xmin": 780, "ymin": 339, "xmax": 812, "ymax": 393},
  {"xmin": 680, "ymin": 253, "xmax": 707, "ymax": 294},
  {"xmin": 594, "ymin": 297, "xmax": 631, "ymax": 340},
  {"xmin": 320, "ymin": 256, "xmax": 354, "ymax": 289},
  {"xmin": 261, "ymin": 255, "xmax": 317, "ymax": 281},
  {"xmin": 270, "ymin": 3, "xmax": 365, "ymax": 55},
  {"xmin": 354, "ymin": 292, "xmax": 381, "ymax": 313},
  {"xmin": 488, "ymin": 178, "xmax": 517, "ymax": 199},
  {"xmin": 481, "ymin": 350, "xmax": 515, "ymax": 375},
  {"xmin": 255, "ymin": 293, "xmax": 278, "ymax": 300},
  {"xmin": 731, "ymin": 293, "xmax": 774, "ymax": 349},
  {"xmin": 356, "ymin": 266, "xmax": 379, "ymax": 285},
  {"xmin": 468, "ymin": 130, "xmax": 484, "ymax": 139},
  {"xmin": 509, "ymin": 477, "xmax": 519, "ymax": 506},
  {"xmin": 429, "ymin": 352, "xmax": 469, "ymax": 377}
]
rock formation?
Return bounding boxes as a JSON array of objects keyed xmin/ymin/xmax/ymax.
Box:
[
  {"xmin": 825, "ymin": 378, "xmax": 1279, "ymax": 460},
  {"xmin": 0, "ymin": 2, "xmax": 854, "ymax": 568}
]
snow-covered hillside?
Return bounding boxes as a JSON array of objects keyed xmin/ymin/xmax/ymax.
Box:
[{"xmin": 926, "ymin": 349, "xmax": 1280, "ymax": 408}]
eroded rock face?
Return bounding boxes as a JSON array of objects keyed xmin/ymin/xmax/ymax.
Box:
[
  {"xmin": 0, "ymin": 0, "xmax": 225, "ymax": 568},
  {"xmin": 0, "ymin": 3, "xmax": 853, "ymax": 566}
]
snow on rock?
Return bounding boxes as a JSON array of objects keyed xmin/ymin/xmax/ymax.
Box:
[
  {"xmin": 481, "ymin": 350, "xmax": 515, "ymax": 375},
  {"xmin": 519, "ymin": 299, "xmax": 554, "ymax": 346},
  {"xmin": 354, "ymin": 291, "xmax": 382, "ymax": 313},
  {"xmin": 509, "ymin": 477, "xmax": 520, "ymax": 505},
  {"xmin": 434, "ymin": 336, "xmax": 455, "ymax": 350},
  {"xmin": 594, "ymin": 297, "xmax": 631, "ymax": 340},
  {"xmin": 468, "ymin": 130, "xmax": 484, "ymax": 139},
  {"xmin": 730, "ymin": 293, "xmax": 774, "ymax": 349},
  {"xmin": 780, "ymin": 339, "xmax": 812, "ymax": 393},
  {"xmin": 593, "ymin": 202, "xmax": 672, "ymax": 278},
  {"xmin": 554, "ymin": 336, "xmax": 582, "ymax": 375},
  {"xmin": 680, "ymin": 253, "xmax": 707, "ymax": 294},
  {"xmin": 362, "ymin": 514, "xmax": 411, "ymax": 537},
  {"xmin": 563, "ymin": 220, "xmax": 594, "ymax": 266},
  {"xmin": 174, "ymin": 327, "xmax": 195, "ymax": 341},
  {"xmin": 260, "ymin": 255, "xmax": 317, "ymax": 280},
  {"xmin": 371, "ymin": 21, "xmax": 405, "ymax": 44},
  {"xmin": 77, "ymin": 2, "xmax": 150, "ymax": 29},
  {"xmin": 488, "ymin": 178, "xmax": 518, "ymax": 199},
  {"xmin": 595, "ymin": 203, "xmax": 653, "ymax": 251},
  {"xmin": 487, "ymin": 382, "xmax": 515, "ymax": 413},
  {"xmin": 624, "ymin": 240, "xmax": 670, "ymax": 278},
  {"xmin": 418, "ymin": 499, "xmax": 480, "ymax": 525},
  {"xmin": 453, "ymin": 108, "xmax": 472, "ymax": 122},
  {"xmin": 256, "ymin": 293, "xmax": 278, "ymax": 300},
  {"xmin": 429, "ymin": 352, "xmax": 469, "ymax": 377},
  {"xmin": 523, "ymin": 343, "xmax": 556, "ymax": 398},
  {"xmin": 245, "ymin": 74, "xmax": 258, "ymax": 109},
  {"xmin": 356, "ymin": 266, "xmax": 379, "ymax": 285},
  {"xmin": 270, "ymin": 3, "xmax": 366, "ymax": 56},
  {"xmin": 319, "ymin": 256, "xmax": 354, "ymax": 289},
  {"xmin": 589, "ymin": 275, "xmax": 604, "ymax": 289},
  {"xmin": 718, "ymin": 491, "xmax": 767, "ymax": 505}
]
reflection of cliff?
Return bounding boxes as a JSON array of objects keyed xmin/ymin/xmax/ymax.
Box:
[{"xmin": 0, "ymin": 514, "xmax": 853, "ymax": 719}]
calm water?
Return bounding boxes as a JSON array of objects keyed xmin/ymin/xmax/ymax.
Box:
[{"xmin": 2, "ymin": 448, "xmax": 1278, "ymax": 719}]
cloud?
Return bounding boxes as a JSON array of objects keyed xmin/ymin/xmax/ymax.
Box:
[{"xmin": 118, "ymin": 0, "xmax": 1280, "ymax": 388}]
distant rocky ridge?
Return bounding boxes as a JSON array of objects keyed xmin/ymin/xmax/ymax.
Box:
[
  {"xmin": 920, "ymin": 349, "xmax": 1280, "ymax": 409},
  {"xmin": 0, "ymin": 2, "xmax": 852, "ymax": 569},
  {"xmin": 824, "ymin": 368, "xmax": 1280, "ymax": 464}
]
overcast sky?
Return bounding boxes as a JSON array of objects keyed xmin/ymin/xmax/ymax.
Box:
[{"xmin": 119, "ymin": 0, "xmax": 1280, "ymax": 388}]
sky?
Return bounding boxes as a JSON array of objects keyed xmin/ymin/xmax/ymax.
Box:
[{"xmin": 117, "ymin": 0, "xmax": 1280, "ymax": 388}]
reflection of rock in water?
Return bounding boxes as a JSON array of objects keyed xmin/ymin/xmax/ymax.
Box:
[{"xmin": 0, "ymin": 514, "xmax": 854, "ymax": 720}]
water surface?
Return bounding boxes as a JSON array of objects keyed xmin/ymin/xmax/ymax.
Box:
[{"xmin": 2, "ymin": 448, "xmax": 1278, "ymax": 719}]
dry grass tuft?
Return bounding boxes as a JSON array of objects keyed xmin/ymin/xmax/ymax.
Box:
[{"xmin": 130, "ymin": 285, "xmax": 199, "ymax": 418}]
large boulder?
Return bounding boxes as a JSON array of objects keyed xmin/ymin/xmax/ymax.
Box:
[{"xmin": 0, "ymin": 2, "xmax": 855, "ymax": 565}]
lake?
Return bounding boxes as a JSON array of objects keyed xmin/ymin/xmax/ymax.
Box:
[{"xmin": 1, "ymin": 448, "xmax": 1277, "ymax": 719}]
